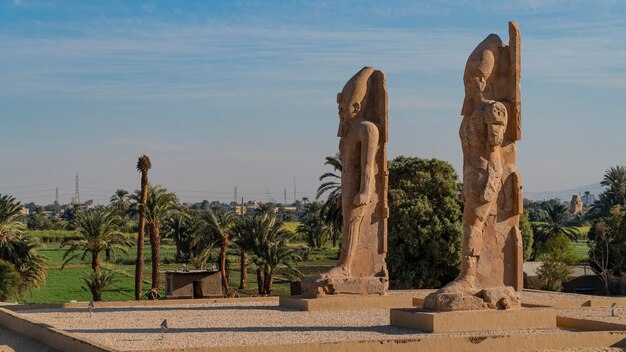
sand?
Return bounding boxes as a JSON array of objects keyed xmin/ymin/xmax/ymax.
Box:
[{"xmin": 18, "ymin": 300, "xmax": 566, "ymax": 351}]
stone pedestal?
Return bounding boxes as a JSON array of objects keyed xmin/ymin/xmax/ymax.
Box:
[
  {"xmin": 279, "ymin": 294, "xmax": 413, "ymax": 311},
  {"xmin": 301, "ymin": 276, "xmax": 387, "ymax": 298},
  {"xmin": 390, "ymin": 308, "xmax": 556, "ymax": 333}
]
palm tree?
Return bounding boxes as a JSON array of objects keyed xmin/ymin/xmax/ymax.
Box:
[
  {"xmin": 110, "ymin": 189, "xmax": 130, "ymax": 213},
  {"xmin": 235, "ymin": 213, "xmax": 301, "ymax": 295},
  {"xmin": 297, "ymin": 202, "xmax": 331, "ymax": 248},
  {"xmin": 83, "ymin": 271, "xmax": 117, "ymax": 302},
  {"xmin": 131, "ymin": 185, "xmax": 178, "ymax": 293},
  {"xmin": 164, "ymin": 210, "xmax": 199, "ymax": 262},
  {"xmin": 0, "ymin": 194, "xmax": 47, "ymax": 293},
  {"xmin": 601, "ymin": 166, "xmax": 626, "ymax": 206},
  {"xmin": 205, "ymin": 209, "xmax": 236, "ymax": 295},
  {"xmin": 61, "ymin": 209, "xmax": 131, "ymax": 273},
  {"xmin": 134, "ymin": 155, "xmax": 151, "ymax": 300},
  {"xmin": 534, "ymin": 203, "xmax": 579, "ymax": 242},
  {"xmin": 316, "ymin": 154, "xmax": 342, "ymax": 247}
]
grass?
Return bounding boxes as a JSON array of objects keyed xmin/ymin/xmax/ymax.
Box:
[
  {"xmin": 21, "ymin": 227, "xmax": 339, "ymax": 303},
  {"xmin": 572, "ymin": 240, "xmax": 590, "ymax": 262},
  {"xmin": 283, "ymin": 222, "xmax": 299, "ymax": 233}
]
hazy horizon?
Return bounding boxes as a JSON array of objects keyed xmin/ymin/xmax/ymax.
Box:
[{"xmin": 2, "ymin": 1, "xmax": 625, "ymax": 205}]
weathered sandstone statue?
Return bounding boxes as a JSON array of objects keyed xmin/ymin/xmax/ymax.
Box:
[
  {"xmin": 570, "ymin": 195, "xmax": 583, "ymax": 214},
  {"xmin": 424, "ymin": 22, "xmax": 523, "ymax": 311},
  {"xmin": 302, "ymin": 67, "xmax": 389, "ymax": 297}
]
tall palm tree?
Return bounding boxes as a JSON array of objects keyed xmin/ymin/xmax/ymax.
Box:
[
  {"xmin": 0, "ymin": 194, "xmax": 47, "ymax": 293},
  {"xmin": 534, "ymin": 203, "xmax": 579, "ymax": 242},
  {"xmin": 131, "ymin": 185, "xmax": 178, "ymax": 293},
  {"xmin": 61, "ymin": 209, "xmax": 131, "ymax": 273},
  {"xmin": 601, "ymin": 166, "xmax": 626, "ymax": 206},
  {"xmin": 316, "ymin": 154, "xmax": 342, "ymax": 247},
  {"xmin": 110, "ymin": 189, "xmax": 130, "ymax": 213},
  {"xmin": 205, "ymin": 209, "xmax": 236, "ymax": 294},
  {"xmin": 135, "ymin": 155, "xmax": 151, "ymax": 300}
]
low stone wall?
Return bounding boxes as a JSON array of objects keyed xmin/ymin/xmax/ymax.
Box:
[
  {"xmin": 5, "ymin": 296, "xmax": 279, "ymax": 312},
  {"xmin": 0, "ymin": 307, "xmax": 113, "ymax": 352},
  {"xmin": 134, "ymin": 331, "xmax": 626, "ymax": 352}
]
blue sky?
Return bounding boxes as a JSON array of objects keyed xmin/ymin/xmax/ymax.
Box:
[{"xmin": 1, "ymin": 0, "xmax": 625, "ymax": 204}]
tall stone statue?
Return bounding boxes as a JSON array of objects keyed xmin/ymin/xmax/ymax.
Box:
[
  {"xmin": 302, "ymin": 67, "xmax": 389, "ymax": 297},
  {"xmin": 570, "ymin": 195, "xmax": 583, "ymax": 214},
  {"xmin": 424, "ymin": 22, "xmax": 523, "ymax": 311}
]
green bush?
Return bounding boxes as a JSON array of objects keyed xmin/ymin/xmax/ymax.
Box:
[
  {"xmin": 387, "ymin": 156, "xmax": 463, "ymax": 289},
  {"xmin": 536, "ymin": 234, "xmax": 578, "ymax": 291}
]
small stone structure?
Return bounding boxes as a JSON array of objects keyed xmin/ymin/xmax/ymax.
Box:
[
  {"xmin": 424, "ymin": 21, "xmax": 523, "ymax": 311},
  {"xmin": 165, "ymin": 270, "xmax": 222, "ymax": 299},
  {"xmin": 302, "ymin": 67, "xmax": 389, "ymax": 297},
  {"xmin": 570, "ymin": 195, "xmax": 583, "ymax": 214}
]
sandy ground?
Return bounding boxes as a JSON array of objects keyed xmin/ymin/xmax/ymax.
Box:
[
  {"xmin": 558, "ymin": 307, "xmax": 626, "ymax": 324},
  {"xmin": 522, "ymin": 290, "xmax": 615, "ymax": 302},
  {"xmin": 18, "ymin": 301, "xmax": 568, "ymax": 351},
  {"xmin": 388, "ymin": 288, "xmax": 435, "ymax": 297},
  {"xmin": 0, "ymin": 325, "xmax": 59, "ymax": 352},
  {"xmin": 545, "ymin": 349, "xmax": 626, "ymax": 352}
]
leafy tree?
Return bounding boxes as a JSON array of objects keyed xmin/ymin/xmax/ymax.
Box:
[
  {"xmin": 134, "ymin": 155, "xmax": 151, "ymax": 300},
  {"xmin": 297, "ymin": 202, "xmax": 331, "ymax": 249},
  {"xmin": 588, "ymin": 206, "xmax": 626, "ymax": 294},
  {"xmin": 82, "ymin": 271, "xmax": 117, "ymax": 302},
  {"xmin": 130, "ymin": 184, "xmax": 178, "ymax": 292},
  {"xmin": 536, "ymin": 234, "xmax": 578, "ymax": 291},
  {"xmin": 533, "ymin": 203, "xmax": 579, "ymax": 242},
  {"xmin": 524, "ymin": 200, "xmax": 548, "ymax": 222},
  {"xmin": 0, "ymin": 259, "xmax": 23, "ymax": 302},
  {"xmin": 387, "ymin": 156, "xmax": 463, "ymax": 289},
  {"xmin": 520, "ymin": 211, "xmax": 534, "ymax": 261},
  {"xmin": 61, "ymin": 209, "xmax": 131, "ymax": 274},
  {"xmin": 205, "ymin": 209, "xmax": 236, "ymax": 294},
  {"xmin": 316, "ymin": 154, "xmax": 342, "ymax": 247}
]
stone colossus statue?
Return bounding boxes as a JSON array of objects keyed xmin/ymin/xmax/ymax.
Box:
[
  {"xmin": 425, "ymin": 22, "xmax": 523, "ymax": 311},
  {"xmin": 302, "ymin": 67, "xmax": 389, "ymax": 297}
]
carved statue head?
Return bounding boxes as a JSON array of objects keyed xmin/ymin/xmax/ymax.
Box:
[
  {"xmin": 337, "ymin": 67, "xmax": 375, "ymax": 137},
  {"xmin": 487, "ymin": 101, "xmax": 508, "ymax": 147}
]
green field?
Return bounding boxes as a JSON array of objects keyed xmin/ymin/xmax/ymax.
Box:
[
  {"xmin": 21, "ymin": 226, "xmax": 339, "ymax": 304},
  {"xmin": 572, "ymin": 240, "xmax": 590, "ymax": 262}
]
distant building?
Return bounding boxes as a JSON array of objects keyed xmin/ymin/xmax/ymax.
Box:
[
  {"xmin": 82, "ymin": 200, "xmax": 95, "ymax": 210},
  {"xmin": 20, "ymin": 207, "xmax": 29, "ymax": 216}
]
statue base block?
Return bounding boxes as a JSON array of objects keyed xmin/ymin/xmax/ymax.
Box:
[
  {"xmin": 279, "ymin": 294, "xmax": 414, "ymax": 311},
  {"xmin": 301, "ymin": 276, "xmax": 388, "ymax": 297},
  {"xmin": 390, "ymin": 308, "xmax": 556, "ymax": 333}
]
